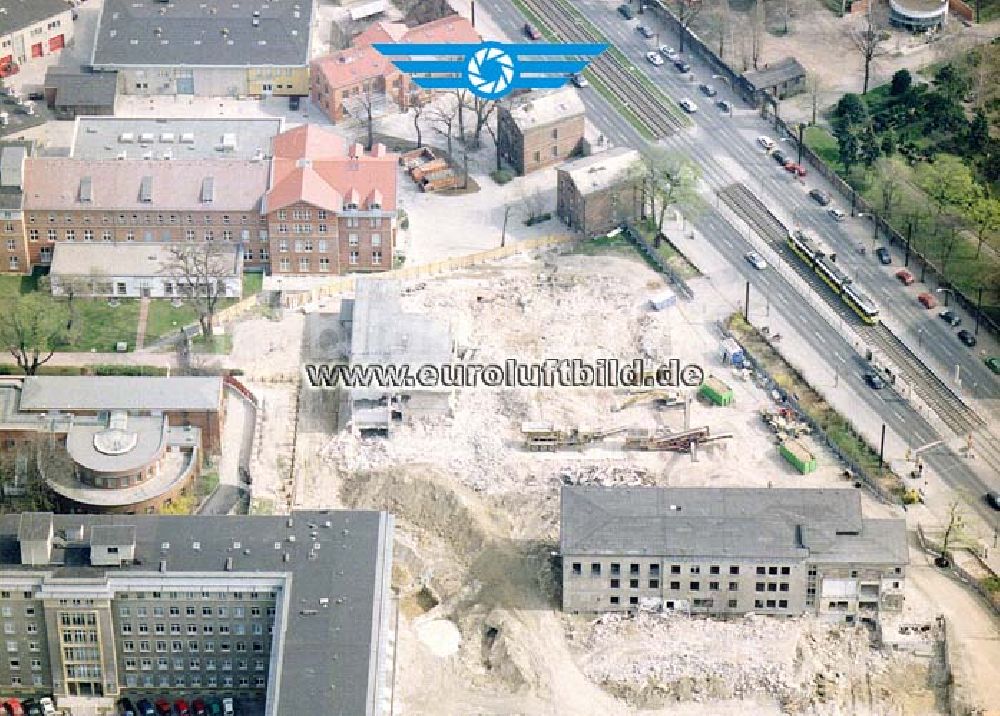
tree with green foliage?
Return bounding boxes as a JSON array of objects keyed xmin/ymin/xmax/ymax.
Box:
[
  {"xmin": 835, "ymin": 93, "xmax": 867, "ymax": 125},
  {"xmin": 934, "ymin": 64, "xmax": 970, "ymax": 103},
  {"xmin": 0, "ymin": 293, "xmax": 73, "ymax": 375},
  {"xmin": 890, "ymin": 68, "xmax": 911, "ymax": 96},
  {"xmin": 969, "ymin": 111, "xmax": 989, "ymax": 152},
  {"xmin": 916, "ymin": 155, "xmax": 979, "ymax": 217},
  {"xmin": 880, "ymin": 130, "xmax": 896, "ymax": 156},
  {"xmin": 874, "ymin": 157, "xmax": 905, "ymax": 216},
  {"xmin": 636, "ymin": 150, "xmax": 701, "ymax": 236},
  {"xmin": 969, "ymin": 194, "xmax": 1000, "ymax": 258},
  {"xmin": 859, "ymin": 127, "xmax": 881, "ymax": 167}
]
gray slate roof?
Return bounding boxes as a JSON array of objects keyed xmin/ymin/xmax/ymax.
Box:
[
  {"xmin": 561, "ymin": 487, "xmax": 907, "ymax": 565},
  {"xmin": 559, "ymin": 147, "xmax": 642, "ymax": 196},
  {"xmin": 19, "ymin": 376, "xmax": 223, "ymax": 412},
  {"xmin": 505, "ymin": 87, "xmax": 585, "ymax": 131},
  {"xmin": 44, "ymin": 69, "xmax": 119, "ymax": 108},
  {"xmin": 92, "ymin": 0, "xmax": 313, "ymax": 68},
  {"xmin": 742, "ymin": 57, "xmax": 807, "ymax": 90},
  {"xmin": 0, "ymin": 0, "xmax": 70, "ymax": 36},
  {"xmin": 0, "ymin": 510, "xmax": 393, "ymax": 716},
  {"xmin": 50, "ymin": 242, "xmax": 241, "ymax": 279},
  {"xmin": 89, "ymin": 524, "xmax": 136, "ymax": 547},
  {"xmin": 16, "ymin": 512, "xmax": 53, "ymax": 542}
]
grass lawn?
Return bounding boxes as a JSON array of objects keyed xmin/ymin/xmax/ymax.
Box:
[
  {"xmin": 243, "ymin": 271, "xmax": 264, "ymax": 296},
  {"xmin": 144, "ymin": 301, "xmax": 201, "ymax": 344},
  {"xmin": 804, "ymin": 126, "xmax": 841, "ymax": 168},
  {"xmin": 71, "ymin": 299, "xmax": 142, "ymax": 352},
  {"xmin": 191, "ymin": 334, "xmax": 233, "ymax": 355}
]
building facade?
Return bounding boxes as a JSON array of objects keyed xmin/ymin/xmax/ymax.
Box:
[
  {"xmin": 556, "ymin": 148, "xmax": 643, "ymax": 237},
  {"xmin": 0, "ymin": 510, "xmax": 395, "ymax": 716},
  {"xmin": 0, "ymin": 0, "xmax": 74, "ymax": 80},
  {"xmin": 0, "ymin": 142, "xmax": 30, "ymax": 274},
  {"xmin": 497, "ymin": 88, "xmax": 586, "ymax": 176},
  {"xmin": 561, "ymin": 487, "xmax": 907, "ymax": 623}
]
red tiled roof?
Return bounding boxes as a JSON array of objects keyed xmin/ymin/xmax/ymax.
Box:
[
  {"xmin": 311, "ymin": 45, "xmax": 396, "ymax": 91},
  {"xmin": 353, "ymin": 16, "xmax": 480, "ymax": 47},
  {"xmin": 272, "ymin": 124, "xmax": 345, "ymax": 160},
  {"xmin": 352, "ymin": 21, "xmax": 407, "ymax": 47}
]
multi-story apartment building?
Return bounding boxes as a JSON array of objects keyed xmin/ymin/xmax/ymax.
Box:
[
  {"xmin": 497, "ymin": 88, "xmax": 586, "ymax": 176},
  {"xmin": 0, "ymin": 142, "xmax": 30, "ymax": 274},
  {"xmin": 0, "ymin": 509, "xmax": 395, "ymax": 715},
  {"xmin": 311, "ymin": 16, "xmax": 480, "ymax": 124},
  {"xmin": 90, "ymin": 0, "xmax": 312, "ymax": 97},
  {"xmin": 556, "ymin": 147, "xmax": 643, "ymax": 237},
  {"xmin": 0, "ymin": 0, "xmax": 74, "ymax": 80},
  {"xmin": 561, "ymin": 487, "xmax": 907, "ymax": 623},
  {"xmin": 262, "ymin": 125, "xmax": 398, "ymax": 275}
]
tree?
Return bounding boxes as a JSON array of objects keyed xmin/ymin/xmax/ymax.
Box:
[
  {"xmin": 750, "ymin": 0, "xmax": 766, "ymax": 70},
  {"xmin": 520, "ymin": 186, "xmax": 547, "ymax": 223},
  {"xmin": 162, "ymin": 242, "xmax": 233, "ymax": 340},
  {"xmin": 640, "ymin": 150, "xmax": 700, "ymax": 235},
  {"xmin": 935, "ymin": 223, "xmax": 962, "ymax": 277},
  {"xmin": 859, "ymin": 126, "xmax": 880, "ymax": 167},
  {"xmin": 850, "ymin": 4, "xmax": 886, "ymax": 95},
  {"xmin": 969, "ymin": 111, "xmax": 989, "ymax": 152},
  {"xmin": 890, "ymin": 68, "xmax": 911, "ymax": 96},
  {"xmin": 804, "ymin": 72, "xmax": 824, "ymax": 126},
  {"xmin": 934, "ymin": 64, "xmax": 970, "ymax": 103},
  {"xmin": 835, "ymin": 93, "xmax": 867, "ymax": 125},
  {"xmin": 453, "ymin": 89, "xmax": 469, "ymax": 144},
  {"xmin": 874, "ymin": 157, "xmax": 904, "ymax": 216},
  {"xmin": 937, "ymin": 502, "xmax": 966, "ymax": 566},
  {"xmin": 411, "ymin": 93, "xmax": 425, "ymax": 149},
  {"xmin": 429, "ymin": 98, "xmax": 458, "ymax": 158},
  {"xmin": 0, "ymin": 293, "xmax": 73, "ymax": 375},
  {"xmin": 916, "ymin": 154, "xmax": 979, "ymax": 217},
  {"xmin": 673, "ymin": 0, "xmax": 704, "ymax": 54},
  {"xmin": 469, "ymin": 96, "xmax": 497, "ymax": 148},
  {"xmin": 357, "ymin": 81, "xmax": 379, "ymax": 150},
  {"xmin": 705, "ymin": 0, "xmax": 734, "ymax": 61},
  {"xmin": 969, "ymin": 195, "xmax": 1000, "ymax": 257}
]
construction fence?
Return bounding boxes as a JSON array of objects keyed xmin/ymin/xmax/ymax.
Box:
[{"xmin": 280, "ymin": 234, "xmax": 578, "ymax": 308}]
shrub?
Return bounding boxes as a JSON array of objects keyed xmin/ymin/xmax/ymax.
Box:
[
  {"xmin": 491, "ymin": 169, "xmax": 514, "ymax": 185},
  {"xmin": 890, "ymin": 69, "xmax": 911, "ymax": 96}
]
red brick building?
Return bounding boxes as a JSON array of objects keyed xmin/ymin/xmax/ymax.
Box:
[
  {"xmin": 263, "ymin": 125, "xmax": 399, "ymax": 275},
  {"xmin": 497, "ymin": 88, "xmax": 586, "ymax": 175}
]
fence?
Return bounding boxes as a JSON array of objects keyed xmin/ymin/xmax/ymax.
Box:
[
  {"xmin": 915, "ymin": 524, "xmax": 1000, "ymax": 619},
  {"xmin": 623, "ymin": 223, "xmax": 694, "ymax": 300},
  {"xmin": 281, "ymin": 234, "xmax": 578, "ymax": 308}
]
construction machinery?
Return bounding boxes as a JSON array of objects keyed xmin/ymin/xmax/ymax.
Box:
[
  {"xmin": 624, "ymin": 426, "xmax": 732, "ymax": 452},
  {"xmin": 612, "ymin": 389, "xmax": 685, "ymax": 412},
  {"xmin": 521, "ymin": 422, "xmax": 628, "ymax": 451},
  {"xmin": 761, "ymin": 407, "xmax": 812, "ymax": 438}
]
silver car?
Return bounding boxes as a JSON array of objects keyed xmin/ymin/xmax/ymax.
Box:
[{"xmin": 745, "ymin": 251, "xmax": 767, "ymax": 270}]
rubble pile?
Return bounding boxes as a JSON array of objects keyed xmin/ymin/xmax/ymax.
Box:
[{"xmin": 558, "ymin": 464, "xmax": 655, "ymax": 487}]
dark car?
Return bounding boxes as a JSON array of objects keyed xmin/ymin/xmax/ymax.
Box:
[
  {"xmin": 637, "ymin": 25, "xmax": 655, "ymax": 38},
  {"xmin": 118, "ymin": 698, "xmax": 137, "ymax": 716},
  {"xmin": 939, "ymin": 310, "xmax": 961, "ymax": 327},
  {"xmin": 192, "ymin": 700, "xmax": 207, "ymax": 716},
  {"xmin": 986, "ymin": 356, "xmax": 1000, "ymax": 374},
  {"xmin": 957, "ymin": 329, "xmax": 977, "ymax": 347},
  {"xmin": 288, "ymin": 95, "xmax": 300, "ymax": 111},
  {"xmin": 26, "ymin": 91, "xmax": 44, "ymax": 101},
  {"xmin": 772, "ymin": 150, "xmax": 786, "ymax": 166},
  {"xmin": 22, "ymin": 703, "xmax": 40, "ymax": 716},
  {"xmin": 673, "ymin": 59, "xmax": 691, "ymax": 73},
  {"xmin": 875, "ymin": 246, "xmax": 891, "ymax": 265},
  {"xmin": 523, "ymin": 23, "xmax": 541, "ymax": 40},
  {"xmin": 698, "ymin": 83, "xmax": 718, "ymax": 97},
  {"xmin": 206, "ymin": 700, "xmax": 222, "ymax": 716},
  {"xmin": 863, "ymin": 372, "xmax": 886, "ymax": 390},
  {"xmin": 987, "ymin": 491, "xmax": 1000, "ymax": 510},
  {"xmin": 136, "ymin": 700, "xmax": 156, "ymax": 716},
  {"xmin": 716, "ymin": 100, "xmax": 732, "ymax": 112},
  {"xmin": 617, "ymin": 4, "xmax": 634, "ymax": 19},
  {"xmin": 808, "ymin": 188, "xmax": 831, "ymax": 206}
]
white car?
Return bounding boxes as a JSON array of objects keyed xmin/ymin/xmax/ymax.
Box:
[
  {"xmin": 659, "ymin": 45, "xmax": 676, "ymax": 57},
  {"xmin": 223, "ymin": 698, "xmax": 235, "ymax": 716},
  {"xmin": 827, "ymin": 208, "xmax": 846, "ymax": 222},
  {"xmin": 678, "ymin": 98, "xmax": 698, "ymax": 113},
  {"xmin": 745, "ymin": 251, "xmax": 767, "ymax": 270},
  {"xmin": 39, "ymin": 698, "xmax": 57, "ymax": 716},
  {"xmin": 645, "ymin": 51, "xmax": 664, "ymax": 66},
  {"xmin": 757, "ymin": 135, "xmax": 775, "ymax": 151}
]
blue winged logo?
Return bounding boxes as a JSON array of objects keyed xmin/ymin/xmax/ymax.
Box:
[{"xmin": 371, "ymin": 41, "xmax": 608, "ymax": 100}]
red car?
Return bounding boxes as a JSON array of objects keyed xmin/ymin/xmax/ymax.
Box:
[
  {"xmin": 783, "ymin": 162, "xmax": 807, "ymax": 177},
  {"xmin": 173, "ymin": 700, "xmax": 190, "ymax": 716},
  {"xmin": 895, "ymin": 269, "xmax": 914, "ymax": 286},
  {"xmin": 917, "ymin": 292, "xmax": 938, "ymax": 309},
  {"xmin": 154, "ymin": 700, "xmax": 172, "ymax": 716},
  {"xmin": 192, "ymin": 700, "xmax": 207, "ymax": 716},
  {"xmin": 3, "ymin": 699, "xmax": 25, "ymax": 716}
]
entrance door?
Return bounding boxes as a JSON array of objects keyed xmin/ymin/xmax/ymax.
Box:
[
  {"xmin": 176, "ymin": 72, "xmax": 194, "ymax": 95},
  {"xmin": 48, "ymin": 35, "xmax": 65, "ymax": 52},
  {"xmin": 30, "ymin": 43, "xmax": 43, "ymax": 58}
]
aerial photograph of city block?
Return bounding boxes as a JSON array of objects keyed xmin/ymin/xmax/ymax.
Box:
[{"xmin": 0, "ymin": 0, "xmax": 998, "ymax": 714}]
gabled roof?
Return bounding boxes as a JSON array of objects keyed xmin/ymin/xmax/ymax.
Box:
[
  {"xmin": 352, "ymin": 14, "xmax": 480, "ymax": 48},
  {"xmin": 310, "ymin": 45, "xmax": 396, "ymax": 91},
  {"xmin": 272, "ymin": 124, "xmax": 345, "ymax": 160},
  {"xmin": 265, "ymin": 165, "xmax": 343, "ymax": 214},
  {"xmin": 505, "ymin": 87, "xmax": 586, "ymax": 131},
  {"xmin": 742, "ymin": 57, "xmax": 807, "ymax": 90}
]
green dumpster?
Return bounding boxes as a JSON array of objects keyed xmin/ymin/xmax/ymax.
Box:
[
  {"xmin": 698, "ymin": 376, "xmax": 734, "ymax": 406},
  {"xmin": 780, "ymin": 439, "xmax": 817, "ymax": 474}
]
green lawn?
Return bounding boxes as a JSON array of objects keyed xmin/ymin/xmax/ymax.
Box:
[
  {"xmin": 804, "ymin": 126, "xmax": 841, "ymax": 168},
  {"xmin": 144, "ymin": 301, "xmax": 202, "ymax": 344},
  {"xmin": 243, "ymin": 271, "xmax": 264, "ymax": 296},
  {"xmin": 70, "ymin": 299, "xmax": 142, "ymax": 352}
]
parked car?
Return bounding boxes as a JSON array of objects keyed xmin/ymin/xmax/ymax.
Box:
[
  {"xmin": 673, "ymin": 59, "xmax": 691, "ymax": 72},
  {"xmin": 783, "ymin": 162, "xmax": 806, "ymax": 176},
  {"xmin": 192, "ymin": 699, "xmax": 207, "ymax": 716},
  {"xmin": 206, "ymin": 700, "xmax": 222, "ymax": 716},
  {"xmin": 645, "ymin": 51, "xmax": 664, "ymax": 66},
  {"xmin": 523, "ymin": 22, "xmax": 541, "ymax": 39},
  {"xmin": 617, "ymin": 4, "xmax": 634, "ymax": 19},
  {"xmin": 875, "ymin": 246, "xmax": 891, "ymax": 265},
  {"xmin": 939, "ymin": 310, "xmax": 961, "ymax": 327},
  {"xmin": 698, "ymin": 83, "xmax": 717, "ymax": 97},
  {"xmin": 154, "ymin": 700, "xmax": 172, "ymax": 716},
  {"xmin": 895, "ymin": 269, "xmax": 915, "ymax": 285},
  {"xmin": 986, "ymin": 491, "xmax": 1000, "ymax": 510},
  {"xmin": 221, "ymin": 699, "xmax": 234, "ymax": 716},
  {"xmin": 985, "ymin": 356, "xmax": 1000, "ymax": 374},
  {"xmin": 637, "ymin": 25, "xmax": 655, "ymax": 38},
  {"xmin": 745, "ymin": 251, "xmax": 767, "ymax": 270},
  {"xmin": 22, "ymin": 702, "xmax": 40, "ymax": 716},
  {"xmin": 136, "ymin": 700, "xmax": 156, "ymax": 716},
  {"xmin": 827, "ymin": 208, "xmax": 846, "ymax": 222},
  {"xmin": 37, "ymin": 700, "xmax": 54, "ymax": 716},
  {"xmin": 678, "ymin": 98, "xmax": 697, "ymax": 113},
  {"xmin": 26, "ymin": 91, "xmax": 44, "ymax": 101},
  {"xmin": 757, "ymin": 135, "xmax": 775, "ymax": 151},
  {"xmin": 771, "ymin": 150, "xmax": 787, "ymax": 166},
  {"xmin": 863, "ymin": 372, "xmax": 886, "ymax": 390},
  {"xmin": 716, "ymin": 100, "xmax": 732, "ymax": 112},
  {"xmin": 808, "ymin": 188, "xmax": 831, "ymax": 206},
  {"xmin": 287, "ymin": 95, "xmax": 300, "ymax": 111},
  {"xmin": 659, "ymin": 45, "xmax": 675, "ymax": 56},
  {"xmin": 917, "ymin": 292, "xmax": 938, "ymax": 309},
  {"xmin": 174, "ymin": 700, "xmax": 191, "ymax": 716},
  {"xmin": 118, "ymin": 698, "xmax": 137, "ymax": 716},
  {"xmin": 3, "ymin": 700, "xmax": 24, "ymax": 716},
  {"xmin": 957, "ymin": 329, "xmax": 976, "ymax": 347},
  {"xmin": 570, "ymin": 72, "xmax": 589, "ymax": 88}
]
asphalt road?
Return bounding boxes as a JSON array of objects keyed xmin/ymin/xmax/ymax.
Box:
[{"xmin": 486, "ymin": 0, "xmax": 999, "ymax": 524}]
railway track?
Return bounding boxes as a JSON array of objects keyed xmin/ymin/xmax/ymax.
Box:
[
  {"xmin": 718, "ymin": 183, "xmax": 987, "ymax": 439},
  {"xmin": 517, "ymin": 0, "xmax": 686, "ymax": 139}
]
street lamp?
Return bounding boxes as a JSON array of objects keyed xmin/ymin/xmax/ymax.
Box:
[
  {"xmin": 916, "ymin": 328, "xmax": 923, "ymax": 349},
  {"xmin": 935, "ymin": 287, "xmax": 953, "ymax": 308}
]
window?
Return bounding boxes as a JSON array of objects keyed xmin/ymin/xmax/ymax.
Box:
[
  {"xmin": 755, "ymin": 583, "xmax": 765, "ymax": 592},
  {"xmin": 728, "ymin": 599, "xmax": 738, "ymax": 608},
  {"xmin": 571, "ymin": 563, "xmax": 581, "ymax": 576},
  {"xmin": 126, "ymin": 230, "xmax": 135, "ymax": 242},
  {"xmin": 690, "ymin": 566, "xmax": 700, "ymax": 574},
  {"xmin": 757, "ymin": 567, "xmax": 766, "ymax": 575},
  {"xmin": 729, "ymin": 582, "xmax": 739, "ymax": 591},
  {"xmin": 372, "ymin": 250, "xmax": 382, "ymax": 265},
  {"xmin": 671, "ymin": 565, "xmax": 681, "ymax": 574},
  {"xmin": 319, "ymin": 257, "xmax": 330, "ymax": 272},
  {"xmin": 670, "ymin": 581, "xmax": 680, "ymax": 590},
  {"xmin": 690, "ymin": 581, "xmax": 700, "ymax": 591},
  {"xmin": 778, "ymin": 600, "xmax": 787, "ymax": 608},
  {"xmin": 121, "ymin": 623, "xmax": 133, "ymax": 635},
  {"xmin": 628, "ymin": 596, "xmax": 638, "ymax": 605},
  {"xmin": 781, "ymin": 567, "xmax": 791, "ymax": 575},
  {"xmin": 710, "ymin": 565, "xmax": 720, "ymax": 575},
  {"xmin": 609, "ymin": 596, "xmax": 620, "ymax": 605},
  {"xmin": 649, "ymin": 564, "xmax": 660, "ymax": 576},
  {"xmin": 754, "ymin": 600, "xmax": 763, "ymax": 609},
  {"xmin": 590, "ymin": 563, "xmax": 601, "ymax": 577},
  {"xmin": 779, "ymin": 583, "xmax": 789, "ymax": 592},
  {"xmin": 767, "ymin": 584, "xmax": 777, "ymax": 592},
  {"xmin": 29, "ymin": 229, "xmax": 38, "ymax": 241},
  {"xmin": 609, "ymin": 578, "xmax": 620, "ymax": 589},
  {"xmin": 551, "ymin": 145, "xmax": 559, "ymax": 157},
  {"xmin": 349, "ymin": 251, "xmax": 359, "ymax": 265},
  {"xmin": 47, "ymin": 229, "xmax": 57, "ymax": 241},
  {"xmin": 709, "ymin": 582, "xmax": 720, "ymax": 591},
  {"xmin": 103, "ymin": 230, "xmax": 112, "ymax": 241},
  {"xmin": 371, "ymin": 233, "xmax": 381, "ymax": 247},
  {"xmin": 629, "ymin": 579, "xmax": 638, "ymax": 589},
  {"xmin": 765, "ymin": 600, "xmax": 776, "ymax": 608},
  {"xmin": 533, "ymin": 150, "xmax": 541, "ymax": 163},
  {"xmin": 768, "ymin": 567, "xmax": 778, "ymax": 575},
  {"xmin": 204, "ymin": 230, "xmax": 214, "ymax": 241},
  {"xmin": 348, "ymin": 233, "xmax": 359, "ymax": 247},
  {"xmin": 298, "ymin": 257, "xmax": 310, "ymax": 272},
  {"xmin": 648, "ymin": 579, "xmax": 659, "ymax": 589},
  {"xmin": 551, "ymin": 128, "xmax": 559, "ymax": 139}
]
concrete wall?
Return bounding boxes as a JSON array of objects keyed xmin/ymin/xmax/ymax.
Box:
[{"xmin": 0, "ymin": 8, "xmax": 74, "ymax": 71}]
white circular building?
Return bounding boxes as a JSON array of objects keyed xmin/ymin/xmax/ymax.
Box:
[{"xmin": 889, "ymin": 0, "xmax": 949, "ymax": 30}]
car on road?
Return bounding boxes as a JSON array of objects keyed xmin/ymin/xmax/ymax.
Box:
[
  {"xmin": 3, "ymin": 700, "xmax": 24, "ymax": 716},
  {"xmin": 22, "ymin": 702, "xmax": 41, "ymax": 716},
  {"xmin": 673, "ymin": 59, "xmax": 691, "ymax": 72},
  {"xmin": 875, "ymin": 246, "xmax": 891, "ymax": 265},
  {"xmin": 827, "ymin": 208, "xmax": 846, "ymax": 222},
  {"xmin": 617, "ymin": 4, "xmax": 634, "ymax": 19},
  {"xmin": 659, "ymin": 45, "xmax": 676, "ymax": 57},
  {"xmin": 895, "ymin": 269, "xmax": 915, "ymax": 285},
  {"xmin": 863, "ymin": 372, "xmax": 886, "ymax": 390},
  {"xmin": 570, "ymin": 72, "xmax": 589, "ymax": 88},
  {"xmin": 917, "ymin": 292, "xmax": 938, "ymax": 309},
  {"xmin": 757, "ymin": 135, "xmax": 775, "ymax": 151},
  {"xmin": 288, "ymin": 95, "xmax": 300, "ymax": 111},
  {"xmin": 938, "ymin": 310, "xmax": 961, "ymax": 327},
  {"xmin": 771, "ymin": 150, "xmax": 787, "ymax": 166},
  {"xmin": 37, "ymin": 699, "xmax": 54, "ymax": 716},
  {"xmin": 637, "ymin": 25, "xmax": 655, "ymax": 38},
  {"xmin": 716, "ymin": 100, "xmax": 732, "ymax": 112},
  {"xmin": 645, "ymin": 51, "xmax": 664, "ymax": 66},
  {"xmin": 744, "ymin": 251, "xmax": 767, "ymax": 270},
  {"xmin": 192, "ymin": 700, "xmax": 207, "ymax": 716},
  {"xmin": 783, "ymin": 162, "xmax": 806, "ymax": 176},
  {"xmin": 957, "ymin": 329, "xmax": 976, "ymax": 347},
  {"xmin": 808, "ymin": 188, "xmax": 831, "ymax": 206},
  {"xmin": 698, "ymin": 83, "xmax": 717, "ymax": 96},
  {"xmin": 154, "ymin": 700, "xmax": 171, "ymax": 716},
  {"xmin": 678, "ymin": 98, "xmax": 698, "ymax": 113},
  {"xmin": 523, "ymin": 22, "xmax": 541, "ymax": 39},
  {"xmin": 136, "ymin": 700, "xmax": 156, "ymax": 716},
  {"xmin": 221, "ymin": 699, "xmax": 234, "ymax": 716},
  {"xmin": 118, "ymin": 698, "xmax": 137, "ymax": 716},
  {"xmin": 986, "ymin": 356, "xmax": 1000, "ymax": 374},
  {"xmin": 987, "ymin": 491, "xmax": 1000, "ymax": 510}
]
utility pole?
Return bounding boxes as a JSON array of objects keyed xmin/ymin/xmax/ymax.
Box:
[
  {"xmin": 878, "ymin": 423, "xmax": 886, "ymax": 470},
  {"xmin": 471, "ymin": 0, "xmax": 476, "ymax": 26},
  {"xmin": 797, "ymin": 123, "xmax": 805, "ymax": 166},
  {"xmin": 501, "ymin": 205, "xmax": 511, "ymax": 248},
  {"xmin": 904, "ymin": 221, "xmax": 912, "ymax": 267},
  {"xmin": 850, "ymin": 189, "xmax": 857, "ymax": 217},
  {"xmin": 744, "ymin": 281, "xmax": 750, "ymax": 320},
  {"xmin": 975, "ymin": 287, "xmax": 983, "ymax": 336},
  {"xmin": 919, "ymin": 257, "xmax": 926, "ymax": 283}
]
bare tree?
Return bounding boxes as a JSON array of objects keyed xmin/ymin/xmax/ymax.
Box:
[
  {"xmin": 750, "ymin": 1, "xmax": 766, "ymax": 70},
  {"xmin": 520, "ymin": 186, "xmax": 548, "ymax": 223},
  {"xmin": 672, "ymin": 0, "xmax": 704, "ymax": 54},
  {"xmin": 356, "ymin": 81, "xmax": 380, "ymax": 150},
  {"xmin": 469, "ymin": 96, "xmax": 497, "ymax": 148},
  {"xmin": 411, "ymin": 93, "xmax": 425, "ymax": 148},
  {"xmin": 851, "ymin": 4, "xmax": 886, "ymax": 95},
  {"xmin": 641, "ymin": 150, "xmax": 701, "ymax": 235},
  {"xmin": 453, "ymin": 89, "xmax": 469, "ymax": 144},
  {"xmin": 804, "ymin": 72, "xmax": 824, "ymax": 125},
  {"xmin": 874, "ymin": 157, "xmax": 904, "ymax": 216},
  {"xmin": 708, "ymin": 0, "xmax": 734, "ymax": 62},
  {"xmin": 937, "ymin": 501, "xmax": 966, "ymax": 566},
  {"xmin": 162, "ymin": 242, "xmax": 234, "ymax": 340},
  {"xmin": 429, "ymin": 98, "xmax": 458, "ymax": 158}
]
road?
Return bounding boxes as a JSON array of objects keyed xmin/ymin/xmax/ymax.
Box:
[{"xmin": 484, "ymin": 0, "xmax": 999, "ymax": 525}]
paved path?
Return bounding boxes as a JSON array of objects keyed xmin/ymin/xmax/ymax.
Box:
[{"xmin": 135, "ymin": 298, "xmax": 150, "ymax": 350}]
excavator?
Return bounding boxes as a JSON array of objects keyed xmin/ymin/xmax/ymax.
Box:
[{"xmin": 611, "ymin": 389, "xmax": 685, "ymax": 413}]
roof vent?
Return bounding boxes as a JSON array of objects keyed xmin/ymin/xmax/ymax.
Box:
[
  {"xmin": 287, "ymin": 518, "xmax": 294, "ymax": 528},
  {"xmin": 224, "ymin": 557, "xmax": 234, "ymax": 571},
  {"xmin": 221, "ymin": 27, "xmax": 230, "ymax": 37},
  {"xmin": 161, "ymin": 542, "xmax": 170, "ymax": 550},
  {"xmin": 283, "ymin": 553, "xmax": 290, "ymax": 562},
  {"xmin": 192, "ymin": 541, "xmax": 200, "ymax": 550},
  {"xmin": 159, "ymin": 559, "xmax": 167, "ymax": 572}
]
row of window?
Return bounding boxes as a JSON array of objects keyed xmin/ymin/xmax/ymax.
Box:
[
  {"xmin": 119, "ymin": 591, "xmax": 274, "ymax": 600},
  {"xmin": 572, "ymin": 562, "xmax": 793, "ymax": 577},
  {"xmin": 605, "ymin": 596, "xmax": 790, "ymax": 609},
  {"xmin": 120, "ymin": 605, "xmax": 270, "ymax": 619},
  {"xmin": 120, "ymin": 623, "xmax": 269, "ymax": 637},
  {"xmin": 277, "ymin": 235, "xmax": 381, "ymax": 252},
  {"xmin": 123, "ymin": 657, "xmax": 264, "ymax": 672},
  {"xmin": 7, "ymin": 674, "xmax": 45, "ymax": 687},
  {"xmin": 123, "ymin": 673, "xmax": 264, "ymax": 690},
  {"xmin": 276, "ymin": 251, "xmax": 380, "ymax": 272},
  {"xmin": 27, "ymin": 228, "xmax": 259, "ymax": 242},
  {"xmin": 121, "ymin": 640, "xmax": 265, "ymax": 654},
  {"xmin": 1, "ymin": 606, "xmax": 36, "ymax": 619},
  {"xmin": 30, "ymin": 214, "xmax": 261, "ymax": 226},
  {"xmin": 3, "ymin": 622, "xmax": 39, "ymax": 636},
  {"xmin": 6, "ymin": 657, "xmax": 43, "ymax": 671},
  {"xmin": 5, "ymin": 641, "xmax": 41, "ymax": 653}
]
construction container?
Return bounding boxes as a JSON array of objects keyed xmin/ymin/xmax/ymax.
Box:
[
  {"xmin": 698, "ymin": 376, "xmax": 734, "ymax": 406},
  {"xmin": 720, "ymin": 338, "xmax": 745, "ymax": 367},
  {"xmin": 780, "ymin": 439, "xmax": 817, "ymax": 474},
  {"xmin": 649, "ymin": 288, "xmax": 677, "ymax": 311}
]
